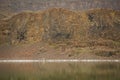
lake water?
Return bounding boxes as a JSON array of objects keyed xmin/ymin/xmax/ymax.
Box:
[{"xmin": 0, "ymin": 62, "xmax": 120, "ymax": 80}]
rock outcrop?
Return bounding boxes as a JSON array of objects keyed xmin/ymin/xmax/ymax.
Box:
[{"xmin": 0, "ymin": 8, "xmax": 120, "ymax": 47}]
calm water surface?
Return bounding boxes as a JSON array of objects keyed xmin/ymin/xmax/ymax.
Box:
[{"xmin": 0, "ymin": 62, "xmax": 120, "ymax": 80}]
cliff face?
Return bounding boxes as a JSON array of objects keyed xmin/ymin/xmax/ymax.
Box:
[{"xmin": 0, "ymin": 8, "xmax": 120, "ymax": 47}]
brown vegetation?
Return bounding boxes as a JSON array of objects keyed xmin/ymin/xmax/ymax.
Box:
[{"xmin": 0, "ymin": 8, "xmax": 120, "ymax": 59}]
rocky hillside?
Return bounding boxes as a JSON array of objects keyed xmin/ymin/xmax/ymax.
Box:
[
  {"xmin": 0, "ymin": 8, "xmax": 120, "ymax": 59},
  {"xmin": 0, "ymin": 8, "xmax": 120, "ymax": 47}
]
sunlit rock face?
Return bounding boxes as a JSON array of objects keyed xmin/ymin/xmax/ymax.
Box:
[{"xmin": 0, "ymin": 8, "xmax": 120, "ymax": 46}]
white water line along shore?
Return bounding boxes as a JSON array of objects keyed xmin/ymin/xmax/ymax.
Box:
[{"xmin": 0, "ymin": 59, "xmax": 120, "ymax": 63}]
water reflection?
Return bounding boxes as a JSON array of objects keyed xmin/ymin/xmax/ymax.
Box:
[{"xmin": 0, "ymin": 62, "xmax": 120, "ymax": 80}]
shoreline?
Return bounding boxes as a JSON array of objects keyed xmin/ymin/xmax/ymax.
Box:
[{"xmin": 0, "ymin": 59, "xmax": 120, "ymax": 63}]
